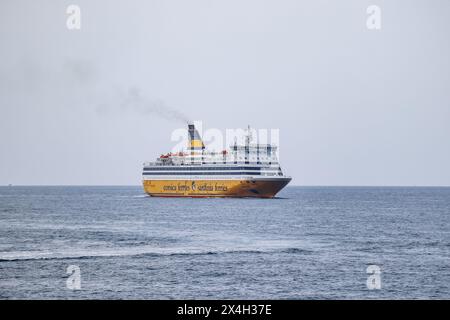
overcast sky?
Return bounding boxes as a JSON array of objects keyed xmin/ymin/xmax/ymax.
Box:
[{"xmin": 1, "ymin": 0, "xmax": 449, "ymax": 186}]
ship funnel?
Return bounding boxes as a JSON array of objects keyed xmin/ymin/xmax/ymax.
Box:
[{"xmin": 188, "ymin": 124, "xmax": 205, "ymax": 151}]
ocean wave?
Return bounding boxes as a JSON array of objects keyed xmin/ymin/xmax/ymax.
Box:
[
  {"xmin": 281, "ymin": 247, "xmax": 314, "ymax": 254},
  {"xmin": 0, "ymin": 244, "xmax": 313, "ymax": 262}
]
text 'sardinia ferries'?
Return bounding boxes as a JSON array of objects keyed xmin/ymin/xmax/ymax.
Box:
[{"xmin": 142, "ymin": 124, "xmax": 291, "ymax": 198}]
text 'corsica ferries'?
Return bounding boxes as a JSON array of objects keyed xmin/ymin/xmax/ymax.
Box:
[{"xmin": 142, "ymin": 124, "xmax": 291, "ymax": 198}]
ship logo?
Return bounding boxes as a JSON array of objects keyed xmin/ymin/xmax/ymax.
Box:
[{"xmin": 191, "ymin": 181, "xmax": 196, "ymax": 191}]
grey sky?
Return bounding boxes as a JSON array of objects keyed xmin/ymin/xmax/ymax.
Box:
[{"xmin": 1, "ymin": 0, "xmax": 449, "ymax": 186}]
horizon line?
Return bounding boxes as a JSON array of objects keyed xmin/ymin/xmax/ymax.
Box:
[{"xmin": 1, "ymin": 184, "xmax": 450, "ymax": 188}]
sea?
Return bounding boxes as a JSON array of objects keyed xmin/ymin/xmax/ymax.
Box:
[{"xmin": 0, "ymin": 186, "xmax": 449, "ymax": 299}]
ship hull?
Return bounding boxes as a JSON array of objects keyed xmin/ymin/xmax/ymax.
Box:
[{"xmin": 143, "ymin": 177, "xmax": 291, "ymax": 198}]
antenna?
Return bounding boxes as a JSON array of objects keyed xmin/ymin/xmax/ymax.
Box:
[{"xmin": 246, "ymin": 125, "xmax": 252, "ymax": 145}]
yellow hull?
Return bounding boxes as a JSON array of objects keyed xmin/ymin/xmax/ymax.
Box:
[{"xmin": 143, "ymin": 178, "xmax": 291, "ymax": 198}]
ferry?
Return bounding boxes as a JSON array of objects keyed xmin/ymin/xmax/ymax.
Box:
[{"xmin": 142, "ymin": 124, "xmax": 291, "ymax": 198}]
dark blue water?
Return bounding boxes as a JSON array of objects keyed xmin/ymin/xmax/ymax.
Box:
[{"xmin": 0, "ymin": 186, "xmax": 449, "ymax": 299}]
